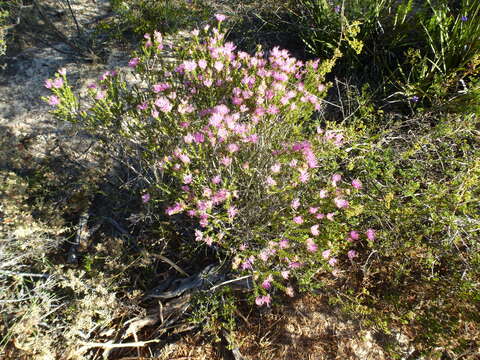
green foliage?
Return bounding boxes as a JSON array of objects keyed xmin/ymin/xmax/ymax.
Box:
[
  {"xmin": 293, "ymin": 0, "xmax": 480, "ymax": 108},
  {"xmin": 330, "ymin": 112, "xmax": 480, "ymax": 356},
  {"xmin": 103, "ymin": 0, "xmax": 213, "ymax": 40}
]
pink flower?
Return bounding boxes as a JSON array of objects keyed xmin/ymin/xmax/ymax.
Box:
[
  {"xmin": 128, "ymin": 57, "xmax": 140, "ymax": 67},
  {"xmin": 137, "ymin": 102, "xmax": 148, "ymax": 111},
  {"xmin": 326, "ymin": 212, "xmax": 335, "ymax": 221},
  {"xmin": 306, "ymin": 238, "xmax": 318, "ymax": 252},
  {"xmin": 350, "ymin": 231, "xmax": 360, "ymax": 240},
  {"xmin": 47, "ymin": 95, "xmax": 60, "ymax": 106},
  {"xmin": 271, "ymin": 163, "xmax": 281, "ymax": 173},
  {"xmin": 332, "ymin": 173, "xmax": 342, "ymax": 186},
  {"xmin": 309, "ymin": 207, "xmax": 318, "ymax": 214},
  {"xmin": 212, "ymin": 175, "xmax": 221, "ymax": 184},
  {"xmin": 366, "ymin": 229, "xmax": 376, "ymax": 241},
  {"xmin": 347, "ymin": 250, "xmax": 358, "ymax": 260},
  {"xmin": 262, "ymin": 275, "xmax": 273, "ymax": 289},
  {"xmin": 153, "ymin": 83, "xmax": 170, "ymax": 92},
  {"xmin": 310, "ymin": 224, "xmax": 320, "ymax": 236},
  {"xmin": 221, "ymin": 156, "xmax": 232, "ymax": 167},
  {"xmin": 293, "ymin": 216, "xmax": 304, "ymax": 224},
  {"xmin": 266, "ymin": 176, "xmax": 277, "ymax": 186},
  {"xmin": 183, "ymin": 174, "xmax": 193, "ymax": 184},
  {"xmin": 58, "ymin": 68, "xmax": 67, "ymax": 76},
  {"xmin": 183, "ymin": 60, "xmax": 197, "ymax": 72},
  {"xmin": 281, "ymin": 270, "xmax": 290, "ymax": 279},
  {"xmin": 316, "ymin": 213, "xmax": 325, "ymax": 220},
  {"xmin": 288, "ymin": 261, "xmax": 302, "ymax": 269},
  {"xmin": 328, "ymin": 258, "xmax": 338, "ymax": 266},
  {"xmin": 227, "ymin": 143, "xmax": 239, "ymax": 153},
  {"xmin": 214, "ymin": 61, "xmax": 224, "ymax": 72},
  {"xmin": 193, "ymin": 132, "xmax": 205, "ymax": 143},
  {"xmin": 195, "ymin": 229, "xmax": 203, "ymax": 242},
  {"xmin": 95, "ymin": 90, "xmax": 106, "ymax": 100},
  {"xmin": 165, "ymin": 202, "xmax": 184, "ymax": 215},
  {"xmin": 322, "ymin": 250, "xmax": 331, "ymax": 260},
  {"xmin": 215, "ymin": 13, "xmax": 227, "ymax": 22},
  {"xmin": 351, "ymin": 179, "xmax": 362, "ymax": 189},
  {"xmin": 227, "ymin": 206, "xmax": 238, "ymax": 219},
  {"xmin": 198, "ymin": 59, "xmax": 207, "ymax": 69},
  {"xmin": 319, "ymin": 189, "xmax": 328, "ymax": 199},
  {"xmin": 154, "ymin": 97, "xmax": 173, "ymax": 113},
  {"xmin": 44, "ymin": 79, "xmax": 53, "ymax": 88},
  {"xmin": 334, "ymin": 198, "xmax": 349, "ymax": 209},
  {"xmin": 285, "ymin": 286, "xmax": 295, "ymax": 297},
  {"xmin": 279, "ymin": 239, "xmax": 289, "ymax": 249},
  {"xmin": 291, "ymin": 198, "xmax": 300, "ymax": 210},
  {"xmin": 53, "ymin": 78, "xmax": 64, "ymax": 88},
  {"xmin": 299, "ymin": 169, "xmax": 310, "ymax": 183},
  {"xmin": 142, "ymin": 193, "xmax": 151, "ymax": 203}
]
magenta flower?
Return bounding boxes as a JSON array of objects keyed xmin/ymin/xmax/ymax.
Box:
[
  {"xmin": 334, "ymin": 198, "xmax": 349, "ymax": 209},
  {"xmin": 227, "ymin": 206, "xmax": 238, "ymax": 219},
  {"xmin": 351, "ymin": 179, "xmax": 362, "ymax": 189},
  {"xmin": 293, "ymin": 216, "xmax": 303, "ymax": 224},
  {"xmin": 366, "ymin": 229, "xmax": 376, "ymax": 241},
  {"xmin": 350, "ymin": 231, "xmax": 360, "ymax": 240},
  {"xmin": 128, "ymin": 57, "xmax": 140, "ymax": 67},
  {"xmin": 309, "ymin": 207, "xmax": 318, "ymax": 214},
  {"xmin": 332, "ymin": 173, "xmax": 342, "ymax": 186},
  {"xmin": 347, "ymin": 250, "xmax": 358, "ymax": 260},
  {"xmin": 271, "ymin": 163, "xmax": 281, "ymax": 173},
  {"xmin": 328, "ymin": 258, "xmax": 338, "ymax": 266},
  {"xmin": 154, "ymin": 96, "xmax": 173, "ymax": 113},
  {"xmin": 47, "ymin": 95, "xmax": 60, "ymax": 106},
  {"xmin": 52, "ymin": 78, "xmax": 64, "ymax": 88},
  {"xmin": 193, "ymin": 132, "xmax": 205, "ymax": 143},
  {"xmin": 262, "ymin": 275, "xmax": 273, "ymax": 290},
  {"xmin": 279, "ymin": 239, "xmax": 289, "ymax": 249},
  {"xmin": 221, "ymin": 156, "xmax": 232, "ymax": 167},
  {"xmin": 306, "ymin": 238, "xmax": 318, "ymax": 252},
  {"xmin": 266, "ymin": 176, "xmax": 277, "ymax": 186},
  {"xmin": 141, "ymin": 193, "xmax": 151, "ymax": 203},
  {"xmin": 291, "ymin": 198, "xmax": 300, "ymax": 210},
  {"xmin": 153, "ymin": 83, "xmax": 170, "ymax": 93}
]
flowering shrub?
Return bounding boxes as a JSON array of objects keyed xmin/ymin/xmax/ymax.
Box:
[{"xmin": 44, "ymin": 18, "xmax": 372, "ymax": 305}]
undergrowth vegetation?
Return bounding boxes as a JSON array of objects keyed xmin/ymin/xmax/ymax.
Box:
[{"xmin": 1, "ymin": 0, "xmax": 479, "ymax": 359}]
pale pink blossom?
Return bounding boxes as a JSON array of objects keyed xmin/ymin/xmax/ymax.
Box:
[
  {"xmin": 291, "ymin": 198, "xmax": 300, "ymax": 210},
  {"xmin": 319, "ymin": 189, "xmax": 328, "ymax": 198},
  {"xmin": 334, "ymin": 198, "xmax": 349, "ymax": 209},
  {"xmin": 309, "ymin": 207, "xmax": 318, "ymax": 214},
  {"xmin": 212, "ymin": 175, "xmax": 221, "ymax": 184},
  {"xmin": 310, "ymin": 224, "xmax": 320, "ymax": 236},
  {"xmin": 366, "ymin": 229, "xmax": 376, "ymax": 241},
  {"xmin": 215, "ymin": 13, "xmax": 227, "ymax": 22},
  {"xmin": 347, "ymin": 250, "xmax": 358, "ymax": 260},
  {"xmin": 285, "ymin": 286, "xmax": 295, "ymax": 297},
  {"xmin": 183, "ymin": 174, "xmax": 193, "ymax": 184},
  {"xmin": 154, "ymin": 97, "xmax": 173, "ymax": 113},
  {"xmin": 293, "ymin": 216, "xmax": 303, "ymax": 224},
  {"xmin": 221, "ymin": 156, "xmax": 232, "ymax": 166},
  {"xmin": 326, "ymin": 212, "xmax": 335, "ymax": 221},
  {"xmin": 142, "ymin": 193, "xmax": 150, "ymax": 203},
  {"xmin": 350, "ymin": 231, "xmax": 360, "ymax": 240},
  {"xmin": 306, "ymin": 238, "xmax": 318, "ymax": 252},
  {"xmin": 266, "ymin": 176, "xmax": 277, "ymax": 186},
  {"xmin": 328, "ymin": 258, "xmax": 338, "ymax": 266},
  {"xmin": 279, "ymin": 239, "xmax": 289, "ymax": 249},
  {"xmin": 351, "ymin": 179, "xmax": 362, "ymax": 189},
  {"xmin": 281, "ymin": 270, "xmax": 290, "ymax": 279},
  {"xmin": 128, "ymin": 57, "xmax": 140, "ymax": 67},
  {"xmin": 322, "ymin": 249, "xmax": 331, "ymax": 259},
  {"xmin": 47, "ymin": 95, "xmax": 60, "ymax": 106}
]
